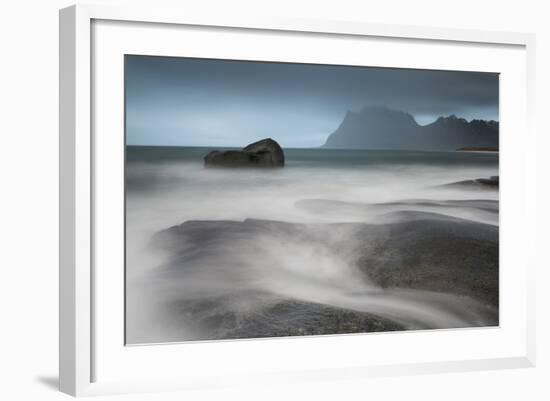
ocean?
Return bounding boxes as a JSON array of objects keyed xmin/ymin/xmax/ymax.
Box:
[{"xmin": 125, "ymin": 146, "xmax": 499, "ymax": 344}]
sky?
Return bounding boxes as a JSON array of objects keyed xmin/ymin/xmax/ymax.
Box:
[{"xmin": 125, "ymin": 55, "xmax": 499, "ymax": 148}]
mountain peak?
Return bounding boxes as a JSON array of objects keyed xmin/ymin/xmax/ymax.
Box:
[
  {"xmin": 434, "ymin": 114, "xmax": 469, "ymax": 124},
  {"xmin": 343, "ymin": 106, "xmax": 419, "ymax": 125},
  {"xmin": 323, "ymin": 106, "xmax": 498, "ymax": 151}
]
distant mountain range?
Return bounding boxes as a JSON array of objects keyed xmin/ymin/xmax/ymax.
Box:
[{"xmin": 322, "ymin": 106, "xmax": 499, "ymax": 151}]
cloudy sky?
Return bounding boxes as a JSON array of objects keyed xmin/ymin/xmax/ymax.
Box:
[{"xmin": 126, "ymin": 55, "xmax": 499, "ymax": 148}]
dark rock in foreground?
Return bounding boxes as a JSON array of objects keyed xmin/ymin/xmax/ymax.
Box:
[
  {"xmin": 355, "ymin": 211, "xmax": 499, "ymax": 308},
  {"xmin": 443, "ymin": 175, "xmax": 499, "ymax": 189},
  {"xmin": 204, "ymin": 138, "xmax": 285, "ymax": 168},
  {"xmin": 154, "ymin": 214, "xmax": 499, "ymax": 307},
  {"xmin": 146, "ymin": 210, "xmax": 498, "ymax": 342},
  {"xmin": 168, "ymin": 295, "xmax": 404, "ymax": 341}
]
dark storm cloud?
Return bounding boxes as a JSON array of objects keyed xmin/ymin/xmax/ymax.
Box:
[{"xmin": 126, "ymin": 55, "xmax": 498, "ymax": 147}]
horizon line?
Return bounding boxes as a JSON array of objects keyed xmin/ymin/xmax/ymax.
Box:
[{"xmin": 125, "ymin": 144, "xmax": 498, "ymax": 153}]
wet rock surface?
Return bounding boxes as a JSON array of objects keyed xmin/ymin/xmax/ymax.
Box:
[
  {"xmin": 355, "ymin": 211, "xmax": 499, "ymax": 308},
  {"xmin": 167, "ymin": 295, "xmax": 404, "ymax": 341},
  {"xmin": 443, "ymin": 175, "xmax": 499, "ymax": 189},
  {"xmin": 147, "ymin": 210, "xmax": 498, "ymax": 341}
]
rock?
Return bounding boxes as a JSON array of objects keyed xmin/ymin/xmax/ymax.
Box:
[
  {"xmin": 354, "ymin": 211, "xmax": 499, "ymax": 309},
  {"xmin": 442, "ymin": 175, "xmax": 499, "ymax": 189},
  {"xmin": 204, "ymin": 138, "xmax": 285, "ymax": 168},
  {"xmin": 144, "ymin": 212, "xmax": 498, "ymax": 342},
  {"xmin": 154, "ymin": 212, "xmax": 499, "ymax": 308},
  {"xmin": 168, "ymin": 297, "xmax": 404, "ymax": 341},
  {"xmin": 456, "ymin": 146, "xmax": 498, "ymax": 152},
  {"xmin": 204, "ymin": 150, "xmax": 254, "ymax": 167}
]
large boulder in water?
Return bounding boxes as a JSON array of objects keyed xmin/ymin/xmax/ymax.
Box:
[{"xmin": 204, "ymin": 138, "xmax": 285, "ymax": 168}]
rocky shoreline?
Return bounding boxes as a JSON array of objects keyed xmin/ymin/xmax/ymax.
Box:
[
  {"xmin": 443, "ymin": 175, "xmax": 499, "ymax": 189},
  {"xmin": 144, "ymin": 208, "xmax": 498, "ymax": 341}
]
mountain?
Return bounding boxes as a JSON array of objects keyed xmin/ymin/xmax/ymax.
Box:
[{"xmin": 322, "ymin": 106, "xmax": 499, "ymax": 151}]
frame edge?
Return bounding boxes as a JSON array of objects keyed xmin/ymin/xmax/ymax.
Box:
[
  {"xmin": 59, "ymin": 5, "xmax": 77, "ymax": 396},
  {"xmin": 61, "ymin": 3, "xmax": 537, "ymax": 395},
  {"xmin": 524, "ymin": 33, "xmax": 537, "ymax": 368},
  {"xmin": 59, "ymin": 4, "xmax": 92, "ymax": 396}
]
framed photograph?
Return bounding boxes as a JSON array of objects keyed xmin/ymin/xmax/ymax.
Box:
[{"xmin": 59, "ymin": 4, "xmax": 536, "ymax": 396}]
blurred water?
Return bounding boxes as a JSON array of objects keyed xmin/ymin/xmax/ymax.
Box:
[{"xmin": 125, "ymin": 146, "xmax": 499, "ymax": 343}]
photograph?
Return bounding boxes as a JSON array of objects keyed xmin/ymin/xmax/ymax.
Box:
[{"xmin": 124, "ymin": 55, "xmax": 499, "ymax": 344}]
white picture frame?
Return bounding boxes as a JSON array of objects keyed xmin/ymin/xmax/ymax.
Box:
[{"xmin": 59, "ymin": 4, "xmax": 536, "ymax": 397}]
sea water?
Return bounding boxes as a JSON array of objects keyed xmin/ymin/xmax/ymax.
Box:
[{"xmin": 125, "ymin": 146, "xmax": 499, "ymax": 343}]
